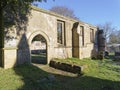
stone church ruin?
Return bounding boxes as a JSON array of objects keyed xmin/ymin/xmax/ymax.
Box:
[{"xmin": 0, "ymin": 6, "xmax": 105, "ymax": 69}]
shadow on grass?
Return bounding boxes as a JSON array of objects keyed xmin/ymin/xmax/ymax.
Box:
[
  {"xmin": 31, "ymin": 53, "xmax": 47, "ymax": 64},
  {"xmin": 14, "ymin": 64, "xmax": 120, "ymax": 90}
]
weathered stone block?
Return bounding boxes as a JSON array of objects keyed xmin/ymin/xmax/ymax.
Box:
[
  {"xmin": 61, "ymin": 63, "xmax": 72, "ymax": 72},
  {"xmin": 3, "ymin": 48, "xmax": 17, "ymax": 69},
  {"xmin": 49, "ymin": 60, "xmax": 82, "ymax": 74},
  {"xmin": 55, "ymin": 62, "xmax": 61, "ymax": 69},
  {"xmin": 49, "ymin": 61, "xmax": 56, "ymax": 68},
  {"xmin": 72, "ymin": 65, "xmax": 81, "ymax": 74}
]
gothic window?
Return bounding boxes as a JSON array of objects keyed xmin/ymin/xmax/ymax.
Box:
[
  {"xmin": 80, "ymin": 26, "xmax": 84, "ymax": 46},
  {"xmin": 90, "ymin": 28, "xmax": 94, "ymax": 43},
  {"xmin": 57, "ymin": 20, "xmax": 65, "ymax": 45}
]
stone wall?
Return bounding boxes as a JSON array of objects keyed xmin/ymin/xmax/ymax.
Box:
[{"xmin": 1, "ymin": 6, "xmax": 98, "ymax": 68}]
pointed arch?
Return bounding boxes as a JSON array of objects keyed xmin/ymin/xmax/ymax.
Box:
[{"xmin": 28, "ymin": 30, "xmax": 50, "ymax": 64}]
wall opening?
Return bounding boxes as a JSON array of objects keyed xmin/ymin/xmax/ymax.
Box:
[{"xmin": 30, "ymin": 34, "xmax": 47, "ymax": 64}]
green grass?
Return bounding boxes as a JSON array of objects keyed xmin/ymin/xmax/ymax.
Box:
[
  {"xmin": 31, "ymin": 53, "xmax": 46, "ymax": 58},
  {"xmin": 31, "ymin": 53, "xmax": 47, "ymax": 64},
  {"xmin": 0, "ymin": 64, "xmax": 49, "ymax": 90},
  {"xmin": 54, "ymin": 58, "xmax": 120, "ymax": 89},
  {"xmin": 0, "ymin": 58, "xmax": 120, "ymax": 90}
]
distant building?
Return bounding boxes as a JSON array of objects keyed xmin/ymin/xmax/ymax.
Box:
[{"xmin": 107, "ymin": 44, "xmax": 120, "ymax": 52}]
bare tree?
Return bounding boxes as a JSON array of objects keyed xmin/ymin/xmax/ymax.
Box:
[
  {"xmin": 109, "ymin": 30, "xmax": 120, "ymax": 44},
  {"xmin": 109, "ymin": 31, "xmax": 118, "ymax": 44},
  {"xmin": 50, "ymin": 6, "xmax": 79, "ymax": 20},
  {"xmin": 97, "ymin": 22, "xmax": 115, "ymax": 43}
]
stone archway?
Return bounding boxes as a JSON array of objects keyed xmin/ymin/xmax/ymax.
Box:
[{"xmin": 28, "ymin": 31, "xmax": 50, "ymax": 64}]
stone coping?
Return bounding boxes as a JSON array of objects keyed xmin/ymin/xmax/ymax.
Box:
[
  {"xmin": 31, "ymin": 6, "xmax": 97, "ymax": 28},
  {"xmin": 32, "ymin": 6, "xmax": 78, "ymax": 22}
]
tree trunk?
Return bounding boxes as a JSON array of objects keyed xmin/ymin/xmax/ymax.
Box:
[{"xmin": 0, "ymin": 1, "xmax": 4, "ymax": 67}]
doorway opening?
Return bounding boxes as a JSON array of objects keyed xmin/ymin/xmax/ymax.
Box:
[{"xmin": 30, "ymin": 34, "xmax": 47, "ymax": 64}]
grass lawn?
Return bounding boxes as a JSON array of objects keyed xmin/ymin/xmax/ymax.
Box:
[
  {"xmin": 31, "ymin": 53, "xmax": 47, "ymax": 64},
  {"xmin": 0, "ymin": 58, "xmax": 120, "ymax": 90}
]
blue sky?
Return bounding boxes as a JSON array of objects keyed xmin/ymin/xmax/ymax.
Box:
[{"xmin": 34, "ymin": 0, "xmax": 120, "ymax": 30}]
